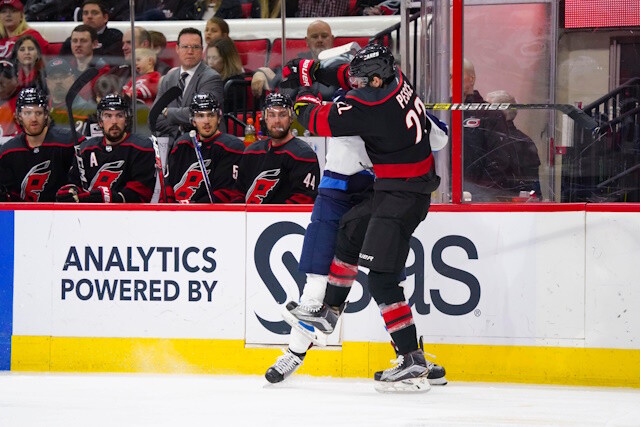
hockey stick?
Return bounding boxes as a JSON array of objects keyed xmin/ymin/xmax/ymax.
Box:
[
  {"xmin": 148, "ymin": 86, "xmax": 182, "ymax": 202},
  {"xmin": 190, "ymin": 130, "xmax": 214, "ymax": 203},
  {"xmin": 424, "ymin": 102, "xmax": 599, "ymax": 133},
  {"xmin": 65, "ymin": 67, "xmax": 99, "ymax": 190}
]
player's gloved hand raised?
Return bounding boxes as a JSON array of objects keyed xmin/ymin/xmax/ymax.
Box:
[
  {"xmin": 294, "ymin": 90, "xmax": 322, "ymax": 117},
  {"xmin": 281, "ymin": 59, "xmax": 319, "ymax": 89}
]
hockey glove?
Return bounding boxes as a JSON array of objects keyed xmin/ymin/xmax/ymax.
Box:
[
  {"xmin": 56, "ymin": 184, "xmax": 81, "ymax": 203},
  {"xmin": 77, "ymin": 187, "xmax": 116, "ymax": 203},
  {"xmin": 281, "ymin": 59, "xmax": 319, "ymax": 89},
  {"xmin": 294, "ymin": 90, "xmax": 322, "ymax": 117}
]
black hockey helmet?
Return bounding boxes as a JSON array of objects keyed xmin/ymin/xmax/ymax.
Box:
[
  {"xmin": 97, "ymin": 93, "xmax": 131, "ymax": 116},
  {"xmin": 264, "ymin": 92, "xmax": 293, "ymax": 110},
  {"xmin": 16, "ymin": 87, "xmax": 49, "ymax": 115},
  {"xmin": 189, "ymin": 93, "xmax": 221, "ymax": 119},
  {"xmin": 349, "ymin": 43, "xmax": 396, "ymax": 85},
  {"xmin": 263, "ymin": 92, "xmax": 293, "ymax": 118}
]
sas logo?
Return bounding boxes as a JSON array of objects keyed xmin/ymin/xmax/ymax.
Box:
[{"xmin": 252, "ymin": 221, "xmax": 481, "ymax": 335}]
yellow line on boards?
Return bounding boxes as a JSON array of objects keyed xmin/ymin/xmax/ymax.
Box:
[{"xmin": 11, "ymin": 336, "xmax": 640, "ymax": 388}]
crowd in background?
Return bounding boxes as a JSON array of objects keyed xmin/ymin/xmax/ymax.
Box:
[{"xmin": 0, "ymin": 0, "xmax": 541, "ymax": 204}]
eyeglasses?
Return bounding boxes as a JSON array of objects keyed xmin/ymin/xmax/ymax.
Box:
[{"xmin": 179, "ymin": 45, "xmax": 203, "ymax": 51}]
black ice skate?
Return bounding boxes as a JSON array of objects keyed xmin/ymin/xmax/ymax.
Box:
[
  {"xmin": 374, "ymin": 348, "xmax": 431, "ymax": 393},
  {"xmin": 265, "ymin": 349, "xmax": 303, "ymax": 384},
  {"xmin": 389, "ymin": 336, "xmax": 447, "ymax": 385},
  {"xmin": 281, "ymin": 301, "xmax": 344, "ymax": 347}
]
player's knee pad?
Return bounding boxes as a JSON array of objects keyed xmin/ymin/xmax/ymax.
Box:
[
  {"xmin": 368, "ymin": 271, "xmax": 406, "ymax": 306},
  {"xmin": 359, "ymin": 218, "xmax": 411, "ymax": 273}
]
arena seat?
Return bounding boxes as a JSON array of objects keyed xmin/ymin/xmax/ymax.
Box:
[{"xmin": 235, "ymin": 39, "xmax": 270, "ymax": 72}]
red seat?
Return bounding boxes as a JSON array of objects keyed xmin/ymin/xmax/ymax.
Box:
[
  {"xmin": 334, "ymin": 36, "xmax": 371, "ymax": 50},
  {"xmin": 235, "ymin": 39, "xmax": 270, "ymax": 73},
  {"xmin": 48, "ymin": 42, "xmax": 62, "ymax": 55},
  {"xmin": 267, "ymin": 38, "xmax": 309, "ymax": 68}
]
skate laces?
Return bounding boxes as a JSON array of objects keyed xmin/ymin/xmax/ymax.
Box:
[
  {"xmin": 274, "ymin": 350, "xmax": 301, "ymax": 374},
  {"xmin": 298, "ymin": 299, "xmax": 322, "ymax": 313},
  {"xmin": 385, "ymin": 355, "xmax": 405, "ymax": 373},
  {"xmin": 423, "ymin": 351, "xmax": 437, "ymax": 369}
]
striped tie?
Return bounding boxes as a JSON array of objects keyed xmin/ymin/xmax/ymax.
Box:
[{"xmin": 177, "ymin": 71, "xmax": 188, "ymax": 103}]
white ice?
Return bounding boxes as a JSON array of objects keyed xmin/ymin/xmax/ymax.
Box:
[{"xmin": 1, "ymin": 373, "xmax": 639, "ymax": 426}]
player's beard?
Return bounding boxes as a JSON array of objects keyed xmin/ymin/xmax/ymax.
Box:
[
  {"xmin": 23, "ymin": 119, "xmax": 47, "ymax": 137},
  {"xmin": 104, "ymin": 124, "xmax": 126, "ymax": 143},
  {"xmin": 267, "ymin": 125, "xmax": 289, "ymax": 140},
  {"xmin": 197, "ymin": 123, "xmax": 218, "ymax": 139}
]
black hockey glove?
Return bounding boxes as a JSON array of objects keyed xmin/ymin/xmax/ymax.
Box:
[
  {"xmin": 77, "ymin": 187, "xmax": 118, "ymax": 203},
  {"xmin": 56, "ymin": 184, "xmax": 81, "ymax": 202},
  {"xmin": 294, "ymin": 90, "xmax": 322, "ymax": 117},
  {"xmin": 281, "ymin": 59, "xmax": 319, "ymax": 89}
]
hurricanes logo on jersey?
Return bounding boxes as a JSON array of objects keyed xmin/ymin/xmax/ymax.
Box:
[
  {"xmin": 89, "ymin": 160, "xmax": 125, "ymax": 191},
  {"xmin": 20, "ymin": 161, "xmax": 51, "ymax": 202},
  {"xmin": 246, "ymin": 169, "xmax": 281, "ymax": 204},
  {"xmin": 174, "ymin": 160, "xmax": 211, "ymax": 201}
]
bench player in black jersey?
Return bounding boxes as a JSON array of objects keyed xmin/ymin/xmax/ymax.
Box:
[
  {"xmin": 56, "ymin": 94, "xmax": 156, "ymax": 203},
  {"xmin": 165, "ymin": 93, "xmax": 245, "ymax": 203},
  {"xmin": 0, "ymin": 88, "xmax": 76, "ymax": 202},
  {"xmin": 281, "ymin": 44, "xmax": 441, "ymax": 392},
  {"xmin": 233, "ymin": 93, "xmax": 320, "ymax": 204}
]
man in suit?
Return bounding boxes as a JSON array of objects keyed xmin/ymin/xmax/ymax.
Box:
[{"xmin": 150, "ymin": 27, "xmax": 223, "ymax": 141}]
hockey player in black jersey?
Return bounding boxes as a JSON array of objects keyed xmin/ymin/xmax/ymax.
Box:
[
  {"xmin": 0, "ymin": 88, "xmax": 75, "ymax": 202},
  {"xmin": 56, "ymin": 94, "xmax": 156, "ymax": 203},
  {"xmin": 233, "ymin": 93, "xmax": 320, "ymax": 204},
  {"xmin": 165, "ymin": 93, "xmax": 245, "ymax": 203},
  {"xmin": 281, "ymin": 44, "xmax": 441, "ymax": 392}
]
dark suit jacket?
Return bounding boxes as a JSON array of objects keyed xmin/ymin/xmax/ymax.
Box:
[{"xmin": 151, "ymin": 61, "xmax": 223, "ymax": 139}]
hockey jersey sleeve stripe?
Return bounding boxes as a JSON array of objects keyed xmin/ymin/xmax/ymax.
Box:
[
  {"xmin": 337, "ymin": 63, "xmax": 350, "ymax": 90},
  {"xmin": 309, "ymin": 104, "xmax": 333, "ymax": 137},
  {"xmin": 372, "ymin": 153, "xmax": 434, "ymax": 179},
  {"xmin": 273, "ymin": 150, "xmax": 318, "ymax": 163}
]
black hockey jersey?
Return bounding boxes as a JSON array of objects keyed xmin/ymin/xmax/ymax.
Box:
[
  {"xmin": 298, "ymin": 67, "xmax": 440, "ymax": 194},
  {"xmin": 235, "ymin": 137, "xmax": 320, "ymax": 204},
  {"xmin": 167, "ymin": 131, "xmax": 245, "ymax": 203},
  {"xmin": 0, "ymin": 127, "xmax": 75, "ymax": 202},
  {"xmin": 69, "ymin": 133, "xmax": 156, "ymax": 203}
]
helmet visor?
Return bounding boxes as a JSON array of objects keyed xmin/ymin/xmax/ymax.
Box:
[{"xmin": 348, "ymin": 72, "xmax": 368, "ymax": 89}]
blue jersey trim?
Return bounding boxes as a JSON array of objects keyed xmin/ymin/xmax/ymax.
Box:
[{"xmin": 0, "ymin": 210, "xmax": 14, "ymax": 370}]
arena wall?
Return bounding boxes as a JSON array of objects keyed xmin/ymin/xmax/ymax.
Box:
[{"xmin": 1, "ymin": 203, "xmax": 639, "ymax": 387}]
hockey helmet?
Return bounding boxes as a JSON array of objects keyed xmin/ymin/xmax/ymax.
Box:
[
  {"xmin": 97, "ymin": 93, "xmax": 131, "ymax": 116},
  {"xmin": 16, "ymin": 87, "xmax": 49, "ymax": 115},
  {"xmin": 263, "ymin": 92, "xmax": 293, "ymax": 117},
  {"xmin": 189, "ymin": 93, "xmax": 221, "ymax": 120},
  {"xmin": 349, "ymin": 43, "xmax": 396, "ymax": 87}
]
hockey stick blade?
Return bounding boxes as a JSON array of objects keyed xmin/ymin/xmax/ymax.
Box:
[
  {"xmin": 149, "ymin": 86, "xmax": 182, "ymax": 134},
  {"xmin": 424, "ymin": 102, "xmax": 599, "ymax": 132}
]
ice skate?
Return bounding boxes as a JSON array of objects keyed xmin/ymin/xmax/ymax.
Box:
[
  {"xmin": 281, "ymin": 301, "xmax": 344, "ymax": 347},
  {"xmin": 374, "ymin": 348, "xmax": 431, "ymax": 393},
  {"xmin": 387, "ymin": 336, "xmax": 447, "ymax": 385},
  {"xmin": 265, "ymin": 349, "xmax": 303, "ymax": 384}
]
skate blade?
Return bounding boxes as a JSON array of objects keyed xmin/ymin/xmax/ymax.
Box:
[
  {"xmin": 281, "ymin": 308, "xmax": 329, "ymax": 347},
  {"xmin": 374, "ymin": 377, "xmax": 431, "ymax": 394},
  {"xmin": 428, "ymin": 376, "xmax": 448, "ymax": 386}
]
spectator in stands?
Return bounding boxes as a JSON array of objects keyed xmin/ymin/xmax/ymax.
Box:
[
  {"xmin": 151, "ymin": 27, "xmax": 223, "ymax": 141},
  {"xmin": 0, "ymin": 59, "xmax": 19, "ymax": 136},
  {"xmin": 0, "ymin": 88, "xmax": 76, "ymax": 202},
  {"xmin": 251, "ymin": 20, "xmax": 335, "ymax": 100},
  {"xmin": 148, "ymin": 30, "xmax": 171, "ymax": 75},
  {"xmin": 480, "ymin": 90, "xmax": 542, "ymax": 200},
  {"xmin": 204, "ymin": 16, "xmax": 229, "ymax": 47},
  {"xmin": 0, "ymin": 0, "xmax": 50, "ymax": 60},
  {"xmin": 68, "ymin": 24, "xmax": 110, "ymax": 102},
  {"xmin": 165, "ymin": 92, "xmax": 244, "ymax": 203},
  {"xmin": 296, "ymin": 0, "xmax": 348, "ymax": 17},
  {"xmin": 207, "ymin": 36, "xmax": 244, "ymax": 113},
  {"xmin": 233, "ymin": 92, "xmax": 320, "ymax": 204},
  {"xmin": 56, "ymin": 93, "xmax": 156, "ymax": 203},
  {"xmin": 110, "ymin": 26, "xmax": 151, "ymax": 88},
  {"xmin": 251, "ymin": 0, "xmax": 298, "ymax": 18},
  {"xmin": 211, "ymin": 0, "xmax": 242, "ymax": 19},
  {"xmin": 162, "ymin": 0, "xmax": 208, "ymax": 20},
  {"xmin": 123, "ymin": 48, "xmax": 160, "ymax": 108},
  {"xmin": 356, "ymin": 0, "xmax": 400, "ymax": 15},
  {"xmin": 58, "ymin": 0, "xmax": 123, "ymax": 64},
  {"xmin": 108, "ymin": 0, "xmax": 167, "ymax": 21},
  {"xmin": 10, "ymin": 34, "xmax": 46, "ymax": 92},
  {"xmin": 46, "ymin": 58, "xmax": 95, "ymax": 133}
]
